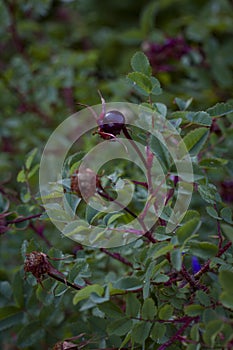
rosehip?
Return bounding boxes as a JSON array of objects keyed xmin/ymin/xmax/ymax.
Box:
[
  {"xmin": 99, "ymin": 110, "xmax": 125, "ymax": 137},
  {"xmin": 71, "ymin": 168, "xmax": 101, "ymax": 200}
]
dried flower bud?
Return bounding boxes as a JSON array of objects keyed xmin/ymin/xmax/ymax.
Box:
[
  {"xmin": 52, "ymin": 341, "xmax": 78, "ymax": 350},
  {"xmin": 24, "ymin": 251, "xmax": 52, "ymax": 283}
]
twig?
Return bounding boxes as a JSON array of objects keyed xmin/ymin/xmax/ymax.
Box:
[
  {"xmin": 7, "ymin": 213, "xmax": 42, "ymax": 225},
  {"xmin": 157, "ymin": 317, "xmax": 194, "ymax": 350},
  {"xmin": 48, "ymin": 272, "xmax": 82, "ymax": 290},
  {"xmin": 214, "ymin": 204, "xmax": 223, "ymax": 249},
  {"xmin": 122, "ymin": 126, "xmax": 147, "ymax": 168},
  {"xmin": 97, "ymin": 189, "xmax": 156, "ymax": 243},
  {"xmin": 194, "ymin": 241, "xmax": 232, "ymax": 280},
  {"xmin": 100, "ymin": 248, "xmax": 133, "ymax": 267}
]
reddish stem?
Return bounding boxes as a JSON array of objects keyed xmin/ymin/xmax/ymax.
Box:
[{"xmin": 7, "ymin": 213, "xmax": 42, "ymax": 225}]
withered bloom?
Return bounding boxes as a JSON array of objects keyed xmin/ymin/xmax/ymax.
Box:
[
  {"xmin": 24, "ymin": 251, "xmax": 64, "ymax": 284},
  {"xmin": 52, "ymin": 340, "xmax": 78, "ymax": 350}
]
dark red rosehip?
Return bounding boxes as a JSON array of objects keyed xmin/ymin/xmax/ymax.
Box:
[{"xmin": 100, "ymin": 110, "xmax": 125, "ymax": 136}]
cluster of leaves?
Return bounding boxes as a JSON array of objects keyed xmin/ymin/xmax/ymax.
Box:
[{"xmin": 0, "ymin": 0, "xmax": 233, "ymax": 349}]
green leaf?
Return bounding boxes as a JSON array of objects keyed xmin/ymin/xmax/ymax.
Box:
[
  {"xmin": 154, "ymin": 102, "xmax": 167, "ymax": 117},
  {"xmin": 107, "ymin": 212, "xmax": 125, "ymax": 225},
  {"xmin": 0, "ymin": 281, "xmax": 12, "ymax": 300},
  {"xmin": 186, "ymin": 111, "xmax": 212, "ymax": 126},
  {"xmin": 196, "ymin": 290, "xmax": 211, "ymax": 307},
  {"xmin": 182, "ymin": 127, "xmax": 209, "ymax": 156},
  {"xmin": 114, "ymin": 277, "xmax": 142, "ymax": 291},
  {"xmin": 119, "ymin": 332, "xmax": 131, "ymax": 349},
  {"xmin": 0, "ymin": 306, "xmax": 21, "ymax": 320},
  {"xmin": 158, "ymin": 304, "xmax": 173, "ymax": 320},
  {"xmin": 62, "ymin": 220, "xmax": 90, "ymax": 240},
  {"xmin": 141, "ymin": 298, "xmax": 157, "ymax": 320},
  {"xmin": 28, "ymin": 164, "xmax": 39, "ymax": 179},
  {"xmin": 107, "ymin": 318, "xmax": 133, "ymax": 336},
  {"xmin": 154, "ymin": 274, "xmax": 169, "ymax": 283},
  {"xmin": 175, "ymin": 97, "xmax": 193, "ymax": 111},
  {"xmin": 219, "ymin": 270, "xmax": 233, "ymax": 293},
  {"xmin": 131, "ymin": 321, "xmax": 152, "ymax": 344},
  {"xmin": 0, "ymin": 307, "xmax": 24, "ymax": 331},
  {"xmin": 98, "ymin": 301, "xmax": 123, "ymax": 318},
  {"xmin": 190, "ymin": 324, "xmax": 200, "ymax": 341},
  {"xmin": 17, "ymin": 168, "xmax": 26, "ymax": 183},
  {"xmin": 219, "ymin": 291, "xmax": 233, "ymax": 310},
  {"xmin": 199, "ymin": 158, "xmax": 228, "ymax": 169},
  {"xmin": 176, "ymin": 218, "xmax": 201, "ymax": 245},
  {"xmin": 206, "ymin": 206, "xmax": 221, "ymax": 219},
  {"xmin": 17, "ymin": 321, "xmax": 46, "ymax": 347},
  {"xmin": 73, "ymin": 284, "xmax": 104, "ymax": 305},
  {"xmin": 151, "ymin": 76, "xmax": 162, "ymax": 95},
  {"xmin": 220, "ymin": 208, "xmax": 233, "ymax": 224},
  {"xmin": 13, "ymin": 271, "xmax": 24, "ymax": 307},
  {"xmin": 171, "ymin": 249, "xmax": 182, "ymax": 271},
  {"xmin": 150, "ymin": 322, "xmax": 166, "ymax": 342},
  {"xmin": 198, "ymin": 184, "xmax": 218, "ymax": 205},
  {"xmin": 221, "ymin": 224, "xmax": 233, "ymax": 243},
  {"xmin": 203, "ymin": 320, "xmax": 223, "ymax": 347},
  {"xmin": 26, "ymin": 148, "xmax": 38, "ymax": 170},
  {"xmin": 0, "ymin": 193, "xmax": 9, "ymax": 213},
  {"xmin": 46, "ymin": 208, "xmax": 72, "ymax": 222},
  {"xmin": 190, "ymin": 242, "xmax": 218, "ymax": 259},
  {"xmin": 182, "ymin": 210, "xmax": 200, "ymax": 222},
  {"xmin": 153, "ymin": 243, "xmax": 174, "ymax": 259},
  {"xmin": 149, "ymin": 135, "xmax": 170, "ymax": 171},
  {"xmin": 131, "ymin": 51, "xmax": 152, "ymax": 76},
  {"xmin": 206, "ymin": 102, "xmax": 233, "ymax": 117},
  {"xmin": 126, "ymin": 293, "xmax": 141, "ymax": 318},
  {"xmin": 127, "ymin": 72, "xmax": 152, "ymax": 96},
  {"xmin": 184, "ymin": 304, "xmax": 204, "ymax": 316}
]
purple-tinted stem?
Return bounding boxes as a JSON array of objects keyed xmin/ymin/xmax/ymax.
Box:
[
  {"xmin": 100, "ymin": 248, "xmax": 133, "ymax": 267},
  {"xmin": 122, "ymin": 126, "xmax": 147, "ymax": 168},
  {"xmin": 214, "ymin": 204, "xmax": 223, "ymax": 248},
  {"xmin": 97, "ymin": 189, "xmax": 156, "ymax": 243},
  {"xmin": 157, "ymin": 317, "xmax": 194, "ymax": 350},
  {"xmin": 131, "ymin": 180, "xmax": 148, "ymax": 189},
  {"xmin": 7, "ymin": 213, "xmax": 42, "ymax": 225},
  {"xmin": 194, "ymin": 241, "xmax": 232, "ymax": 280}
]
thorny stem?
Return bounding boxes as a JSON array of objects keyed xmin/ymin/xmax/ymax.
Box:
[
  {"xmin": 29, "ymin": 222, "xmax": 52, "ymax": 248},
  {"xmin": 194, "ymin": 241, "xmax": 232, "ymax": 280},
  {"xmin": 7, "ymin": 213, "xmax": 43, "ymax": 225},
  {"xmin": 0, "ymin": 73, "xmax": 50, "ymax": 123},
  {"xmin": 214, "ymin": 204, "xmax": 223, "ymax": 249},
  {"xmin": 157, "ymin": 317, "xmax": 194, "ymax": 350},
  {"xmin": 122, "ymin": 126, "xmax": 147, "ymax": 168},
  {"xmin": 3, "ymin": 0, "xmax": 28, "ymax": 60},
  {"xmin": 48, "ymin": 272, "xmax": 82, "ymax": 291},
  {"xmin": 100, "ymin": 248, "xmax": 133, "ymax": 267},
  {"xmin": 97, "ymin": 189, "xmax": 156, "ymax": 243}
]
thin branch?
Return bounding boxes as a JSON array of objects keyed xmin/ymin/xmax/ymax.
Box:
[
  {"xmin": 48, "ymin": 272, "xmax": 82, "ymax": 290},
  {"xmin": 97, "ymin": 189, "xmax": 156, "ymax": 243},
  {"xmin": 122, "ymin": 126, "xmax": 147, "ymax": 168},
  {"xmin": 100, "ymin": 248, "xmax": 133, "ymax": 267},
  {"xmin": 214, "ymin": 204, "xmax": 223, "ymax": 249},
  {"xmin": 7, "ymin": 213, "xmax": 42, "ymax": 225},
  {"xmin": 194, "ymin": 241, "xmax": 232, "ymax": 280},
  {"xmin": 157, "ymin": 317, "xmax": 194, "ymax": 350}
]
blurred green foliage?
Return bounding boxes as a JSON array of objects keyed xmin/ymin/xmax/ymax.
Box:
[{"xmin": 0, "ymin": 0, "xmax": 233, "ymax": 349}]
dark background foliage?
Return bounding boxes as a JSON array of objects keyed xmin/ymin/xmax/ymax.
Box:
[{"xmin": 0, "ymin": 0, "xmax": 233, "ymax": 349}]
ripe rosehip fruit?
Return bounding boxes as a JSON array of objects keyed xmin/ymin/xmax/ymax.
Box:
[{"xmin": 99, "ymin": 110, "xmax": 125, "ymax": 136}]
